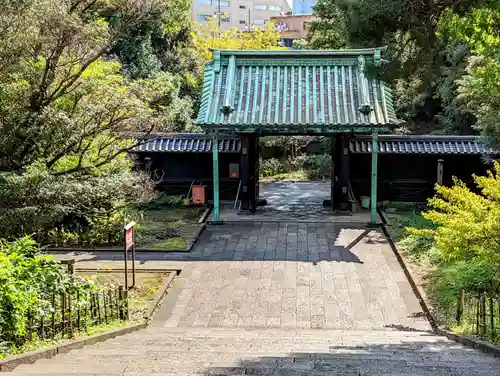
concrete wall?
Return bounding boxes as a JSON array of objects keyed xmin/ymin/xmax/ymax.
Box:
[{"xmin": 270, "ymin": 14, "xmax": 315, "ymax": 40}]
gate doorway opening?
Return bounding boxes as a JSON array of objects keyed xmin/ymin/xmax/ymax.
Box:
[
  {"xmin": 195, "ymin": 49, "xmax": 402, "ymax": 225},
  {"xmin": 218, "ymin": 134, "xmax": 382, "ymax": 224}
]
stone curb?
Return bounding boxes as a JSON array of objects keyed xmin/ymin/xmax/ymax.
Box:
[
  {"xmin": 378, "ymin": 208, "xmax": 500, "ymax": 357},
  {"xmin": 436, "ymin": 329, "xmax": 500, "ymax": 357},
  {"xmin": 0, "ymin": 322, "xmax": 146, "ymax": 371},
  {"xmin": 207, "ymin": 220, "xmax": 380, "ymax": 226},
  {"xmin": 46, "ymin": 217, "xmax": 208, "ymax": 255},
  {"xmin": 144, "ymin": 271, "xmax": 177, "ymax": 322},
  {"xmin": 0, "ymin": 271, "xmax": 178, "ymax": 371},
  {"xmin": 198, "ymin": 207, "xmax": 211, "ymax": 224},
  {"xmin": 46, "ymin": 247, "xmax": 192, "ymax": 253}
]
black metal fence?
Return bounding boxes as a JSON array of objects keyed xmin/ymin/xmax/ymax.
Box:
[
  {"xmin": 24, "ymin": 285, "xmax": 128, "ymax": 342},
  {"xmin": 455, "ymin": 290, "xmax": 500, "ymax": 343}
]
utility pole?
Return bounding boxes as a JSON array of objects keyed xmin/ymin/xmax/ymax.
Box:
[{"xmin": 214, "ymin": 0, "xmax": 221, "ymax": 32}]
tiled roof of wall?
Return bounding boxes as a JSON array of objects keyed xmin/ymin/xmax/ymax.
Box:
[
  {"xmin": 349, "ymin": 135, "xmax": 497, "ymax": 155},
  {"xmin": 135, "ymin": 134, "xmax": 241, "ymax": 153}
]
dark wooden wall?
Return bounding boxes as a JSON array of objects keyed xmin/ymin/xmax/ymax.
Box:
[
  {"xmin": 350, "ymin": 154, "xmax": 493, "ymax": 202},
  {"xmin": 135, "ymin": 150, "xmax": 495, "ymax": 203},
  {"xmin": 135, "ymin": 152, "xmax": 241, "ymax": 200}
]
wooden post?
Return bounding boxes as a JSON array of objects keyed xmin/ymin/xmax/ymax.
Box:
[
  {"xmin": 123, "ymin": 231, "xmax": 128, "ymax": 291},
  {"xmin": 131, "ymin": 229, "xmax": 136, "ymax": 288},
  {"xmin": 340, "ymin": 135, "xmax": 350, "ymax": 211},
  {"xmin": 456, "ymin": 289, "xmax": 464, "ymax": 324},
  {"xmin": 480, "ymin": 292, "xmax": 486, "ymax": 337},
  {"xmin": 51, "ymin": 293, "xmax": 56, "ymax": 337},
  {"xmin": 76, "ymin": 290, "xmax": 81, "ymax": 332},
  {"xmin": 489, "ymin": 295, "xmax": 495, "ymax": 340},
  {"xmin": 371, "ymin": 132, "xmax": 378, "ymax": 225},
  {"xmin": 118, "ymin": 285, "xmax": 125, "ymax": 320},
  {"xmin": 240, "ymin": 135, "xmax": 249, "ymax": 210},
  {"xmin": 437, "ymin": 159, "xmax": 444, "ymax": 186},
  {"xmin": 124, "ymin": 221, "xmax": 136, "ymax": 290},
  {"xmin": 68, "ymin": 291, "xmax": 73, "ymax": 337},
  {"xmin": 212, "ymin": 130, "xmax": 220, "ymax": 222}
]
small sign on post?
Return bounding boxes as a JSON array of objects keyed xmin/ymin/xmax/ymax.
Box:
[{"xmin": 124, "ymin": 221, "xmax": 136, "ymax": 290}]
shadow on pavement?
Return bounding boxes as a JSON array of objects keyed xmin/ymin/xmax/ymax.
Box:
[
  {"xmin": 195, "ymin": 341, "xmax": 500, "ymax": 376},
  {"xmin": 44, "ymin": 223, "xmax": 389, "ymax": 265}
]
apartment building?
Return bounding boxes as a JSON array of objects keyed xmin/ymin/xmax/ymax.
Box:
[
  {"xmin": 270, "ymin": 13, "xmax": 315, "ymax": 46},
  {"xmin": 192, "ymin": 0, "xmax": 292, "ymax": 31},
  {"xmin": 292, "ymin": 0, "xmax": 315, "ymax": 14}
]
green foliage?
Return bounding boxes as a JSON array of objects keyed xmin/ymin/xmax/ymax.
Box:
[
  {"xmin": 0, "ymin": 0, "xmax": 180, "ymax": 244},
  {"xmin": 0, "ymin": 157, "xmax": 154, "ymax": 245},
  {"xmin": 0, "ymin": 237, "xmax": 99, "ymax": 349},
  {"xmin": 293, "ymin": 154, "xmax": 331, "ymax": 178},
  {"xmin": 291, "ymin": 39, "xmax": 310, "ymax": 50},
  {"xmin": 109, "ymin": 0, "xmax": 202, "ymax": 120},
  {"xmin": 395, "ymin": 164, "xmax": 500, "ymax": 338},
  {"xmin": 193, "ymin": 18, "xmax": 285, "ymax": 62},
  {"xmin": 151, "ymin": 237, "xmax": 187, "ymax": 250},
  {"xmin": 439, "ymin": 6, "xmax": 500, "ymax": 145},
  {"xmin": 309, "ymin": 0, "xmax": 494, "ymax": 135},
  {"xmin": 386, "ymin": 205, "xmax": 438, "ymax": 262},
  {"xmin": 422, "ymin": 163, "xmax": 500, "ymax": 265},
  {"xmin": 260, "ymin": 158, "xmax": 284, "ymax": 177}
]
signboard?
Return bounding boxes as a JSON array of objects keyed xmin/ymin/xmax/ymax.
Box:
[
  {"xmin": 229, "ymin": 163, "xmax": 239, "ymax": 179},
  {"xmin": 192, "ymin": 185, "xmax": 206, "ymax": 205},
  {"xmin": 123, "ymin": 221, "xmax": 136, "ymax": 290},
  {"xmin": 124, "ymin": 223, "xmax": 134, "ymax": 251}
]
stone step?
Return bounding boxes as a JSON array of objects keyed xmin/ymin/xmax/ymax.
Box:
[
  {"xmin": 8, "ymin": 328, "xmax": 500, "ymax": 375},
  {"xmin": 72, "ymin": 341, "xmax": 468, "ymax": 355},
  {"xmin": 8, "ymin": 372, "xmax": 499, "ymax": 376},
  {"xmin": 50, "ymin": 350, "xmax": 497, "ymax": 366},
  {"xmin": 12, "ymin": 359, "xmax": 500, "ymax": 376}
]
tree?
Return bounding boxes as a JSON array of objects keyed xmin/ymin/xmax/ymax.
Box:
[
  {"xmin": 308, "ymin": 0, "xmax": 492, "ymax": 134},
  {"xmin": 193, "ymin": 18, "xmax": 285, "ymax": 62},
  {"xmin": 439, "ymin": 6, "xmax": 500, "ymax": 145},
  {"xmin": 109, "ymin": 0, "xmax": 202, "ymax": 111},
  {"xmin": 418, "ymin": 162, "xmax": 500, "ymax": 266},
  {"xmin": 0, "ymin": 0, "xmax": 175, "ymax": 241}
]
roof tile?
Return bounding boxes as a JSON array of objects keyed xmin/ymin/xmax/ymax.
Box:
[
  {"xmin": 135, "ymin": 134, "xmax": 241, "ymax": 153},
  {"xmin": 350, "ymin": 136, "xmax": 496, "ymax": 155},
  {"xmin": 196, "ymin": 49, "xmax": 401, "ymax": 133}
]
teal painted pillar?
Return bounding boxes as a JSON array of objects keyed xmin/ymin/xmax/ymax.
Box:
[
  {"xmin": 212, "ymin": 131, "xmax": 220, "ymax": 222},
  {"xmin": 371, "ymin": 132, "xmax": 378, "ymax": 225}
]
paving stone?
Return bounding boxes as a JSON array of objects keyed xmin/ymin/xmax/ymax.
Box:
[{"xmin": 31, "ymin": 200, "xmax": 500, "ymax": 376}]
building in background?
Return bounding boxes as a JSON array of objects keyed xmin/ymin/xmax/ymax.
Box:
[
  {"xmin": 292, "ymin": 0, "xmax": 315, "ymax": 14},
  {"xmin": 192, "ymin": 0, "xmax": 291, "ymax": 31},
  {"xmin": 271, "ymin": 13, "xmax": 315, "ymax": 47}
]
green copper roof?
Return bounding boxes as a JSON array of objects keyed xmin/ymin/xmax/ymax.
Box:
[{"xmin": 196, "ymin": 49, "xmax": 402, "ymax": 134}]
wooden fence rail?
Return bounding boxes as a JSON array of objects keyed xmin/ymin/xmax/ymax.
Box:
[
  {"xmin": 456, "ymin": 290, "xmax": 500, "ymax": 343},
  {"xmin": 24, "ymin": 284, "xmax": 128, "ymax": 343}
]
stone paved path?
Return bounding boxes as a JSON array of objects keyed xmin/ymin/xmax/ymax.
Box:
[
  {"xmin": 11, "ymin": 222, "xmax": 500, "ymax": 375},
  {"xmin": 220, "ymin": 182, "xmax": 382, "ymax": 223},
  {"xmin": 160, "ymin": 223, "xmax": 429, "ymax": 331}
]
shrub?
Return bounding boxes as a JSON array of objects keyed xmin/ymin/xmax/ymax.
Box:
[
  {"xmin": 293, "ymin": 154, "xmax": 331, "ymax": 178},
  {"xmin": 0, "ymin": 159, "xmax": 154, "ymax": 246},
  {"xmin": 260, "ymin": 158, "xmax": 283, "ymax": 177},
  {"xmin": 0, "ymin": 237, "xmax": 108, "ymax": 352},
  {"xmin": 422, "ymin": 162, "xmax": 500, "ymax": 265},
  {"xmin": 0, "ymin": 237, "xmax": 65, "ymax": 347},
  {"xmin": 427, "ymin": 259, "xmax": 500, "ymax": 325}
]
